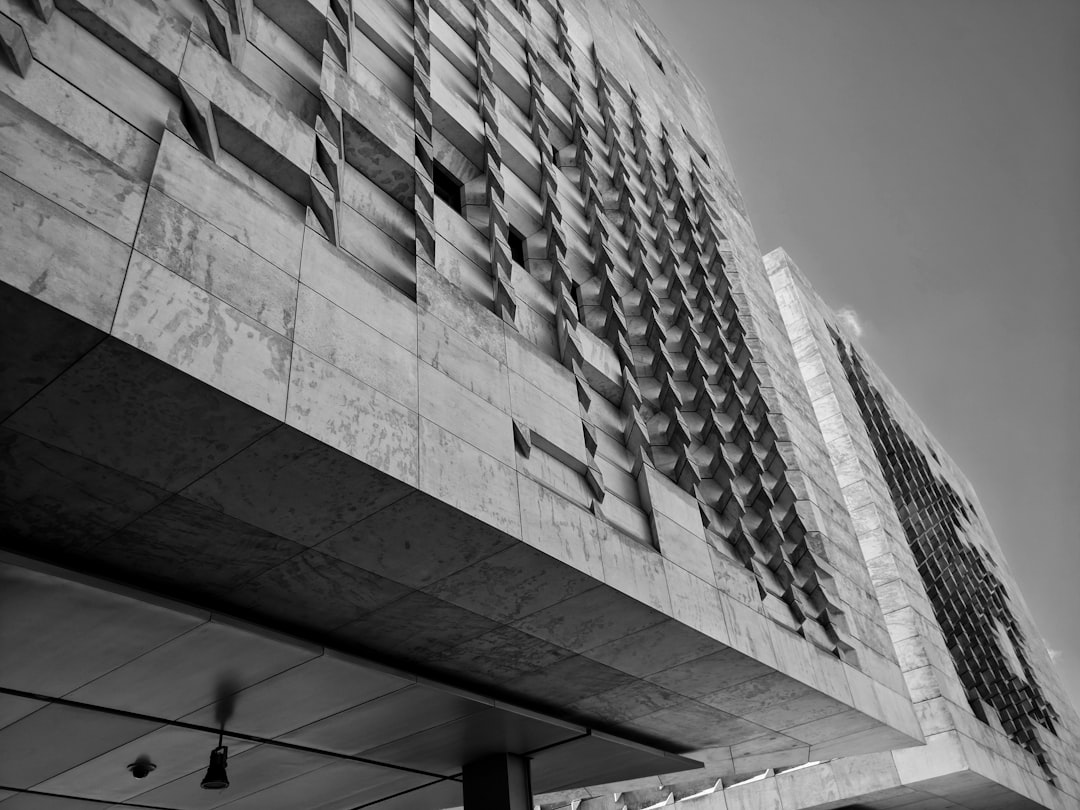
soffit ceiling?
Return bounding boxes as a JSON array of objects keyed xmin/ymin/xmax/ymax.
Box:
[{"xmin": 0, "ymin": 554, "xmax": 699, "ymax": 810}]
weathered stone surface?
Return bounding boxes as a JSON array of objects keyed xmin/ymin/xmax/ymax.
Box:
[
  {"xmin": 90, "ymin": 494, "xmax": 306, "ymax": 599},
  {"xmin": 4, "ymin": 338, "xmax": 279, "ymax": 491},
  {"xmin": 425, "ymin": 541, "xmax": 596, "ymax": 626},
  {"xmin": 419, "ymin": 361, "xmax": 513, "ymax": 466},
  {"xmin": 419, "ymin": 416, "xmax": 520, "ymax": 537},
  {"xmin": 296, "ymin": 284, "xmax": 418, "ymax": 410},
  {"xmin": 317, "ymin": 490, "xmax": 514, "ymax": 591},
  {"xmin": 223, "ymin": 548, "xmax": 414, "ymax": 631},
  {"xmin": 181, "ymin": 425, "xmax": 413, "ymax": 547},
  {"xmin": 338, "ymin": 202, "xmax": 417, "ymax": 294},
  {"xmin": 0, "ymin": 54, "xmax": 156, "ymax": 178},
  {"xmin": 287, "ymin": 345, "xmax": 419, "ymax": 487},
  {"xmin": 0, "ymin": 426, "xmax": 168, "ymax": 552},
  {"xmin": 417, "ymin": 261, "xmax": 507, "ymax": 360},
  {"xmin": 113, "ymin": 252, "xmax": 292, "ymax": 420},
  {"xmin": 59, "ymin": 0, "xmax": 190, "ymax": 85},
  {"xmin": 3, "ymin": 1, "xmax": 1072, "ymax": 806},
  {"xmin": 0, "ymin": 171, "xmax": 130, "ymax": 331},
  {"xmin": 135, "ymin": 188, "xmax": 298, "ymax": 338},
  {"xmin": 0, "ymin": 285, "xmax": 105, "ymax": 420},
  {"xmin": 509, "ymin": 372, "xmax": 588, "ymax": 473},
  {"xmin": 418, "ymin": 311, "xmax": 511, "ymax": 412},
  {"xmin": 756, "ymin": 248, "xmax": 1080, "ymax": 808},
  {"xmin": 151, "ymin": 131, "xmax": 304, "ymax": 274},
  {"xmin": 598, "ymin": 527, "xmax": 672, "ymax": 615},
  {"xmin": 181, "ymin": 32, "xmax": 314, "ymax": 184},
  {"xmin": 0, "ymin": 92, "xmax": 146, "ymax": 244},
  {"xmin": 518, "ymin": 474, "xmax": 605, "ymax": 580},
  {"xmin": 1, "ymin": 3, "xmax": 179, "ymax": 139}
]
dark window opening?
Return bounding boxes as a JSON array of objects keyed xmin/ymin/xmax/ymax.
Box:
[
  {"xmin": 433, "ymin": 162, "xmax": 463, "ymax": 214},
  {"xmin": 570, "ymin": 280, "xmax": 583, "ymax": 308},
  {"xmin": 635, "ymin": 29, "xmax": 665, "ymax": 73},
  {"xmin": 508, "ymin": 226, "xmax": 527, "ymax": 267},
  {"xmin": 683, "ymin": 127, "xmax": 711, "ymax": 167}
]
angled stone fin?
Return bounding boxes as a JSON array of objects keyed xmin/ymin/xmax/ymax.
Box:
[
  {"xmin": 27, "ymin": 0, "xmax": 54, "ymax": 22},
  {"xmin": 308, "ymin": 177, "xmax": 337, "ymax": 245},
  {"xmin": 163, "ymin": 108, "xmax": 197, "ymax": 149},
  {"xmin": 178, "ymin": 80, "xmax": 219, "ymax": 162},
  {"xmin": 513, "ymin": 420, "xmax": 532, "ymax": 458},
  {"xmin": 200, "ymin": 0, "xmax": 232, "ymax": 59},
  {"xmin": 0, "ymin": 14, "xmax": 32, "ymax": 77}
]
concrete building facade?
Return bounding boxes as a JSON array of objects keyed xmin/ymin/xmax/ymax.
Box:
[{"xmin": 0, "ymin": 0, "xmax": 1073, "ymax": 809}]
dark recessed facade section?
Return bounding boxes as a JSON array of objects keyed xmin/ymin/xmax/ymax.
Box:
[
  {"xmin": 834, "ymin": 333, "xmax": 1060, "ymax": 778},
  {"xmin": 433, "ymin": 162, "xmax": 463, "ymax": 215}
]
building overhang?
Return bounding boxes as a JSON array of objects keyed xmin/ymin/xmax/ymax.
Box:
[
  {"xmin": 0, "ymin": 552, "xmax": 701, "ymax": 808},
  {"xmin": 0, "ymin": 278, "xmax": 922, "ymax": 776}
]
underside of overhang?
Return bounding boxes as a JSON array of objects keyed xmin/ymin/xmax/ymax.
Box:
[
  {"xmin": 0, "ymin": 553, "xmax": 701, "ymax": 809},
  {"xmin": 0, "ymin": 280, "xmax": 919, "ymax": 782}
]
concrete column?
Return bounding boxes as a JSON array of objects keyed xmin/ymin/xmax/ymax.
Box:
[{"xmin": 462, "ymin": 754, "xmax": 533, "ymax": 810}]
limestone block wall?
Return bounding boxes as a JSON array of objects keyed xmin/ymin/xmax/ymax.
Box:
[
  {"xmin": 757, "ymin": 249, "xmax": 1080, "ymax": 809},
  {"xmin": 1, "ymin": 0, "xmax": 919, "ymax": 785},
  {"xmin": 532, "ymin": 250, "xmax": 1080, "ymax": 810}
]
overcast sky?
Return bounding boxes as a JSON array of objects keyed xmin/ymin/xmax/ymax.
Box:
[{"xmin": 637, "ymin": 0, "xmax": 1080, "ymax": 711}]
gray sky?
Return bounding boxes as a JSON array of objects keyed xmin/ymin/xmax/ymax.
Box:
[{"xmin": 637, "ymin": 0, "xmax": 1080, "ymax": 711}]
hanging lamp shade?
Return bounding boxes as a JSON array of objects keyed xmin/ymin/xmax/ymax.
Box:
[{"xmin": 200, "ymin": 745, "xmax": 229, "ymax": 790}]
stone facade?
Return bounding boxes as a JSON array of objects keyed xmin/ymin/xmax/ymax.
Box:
[
  {"xmin": 531, "ymin": 256, "xmax": 1080, "ymax": 810},
  {"xmin": 0, "ymin": 1, "xmax": 1072, "ymax": 809}
]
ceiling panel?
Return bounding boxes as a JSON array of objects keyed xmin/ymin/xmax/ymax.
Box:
[
  {"xmin": 0, "ymin": 793, "xmax": 112, "ymax": 809},
  {"xmin": 0, "ymin": 283, "xmax": 103, "ymax": 423},
  {"xmin": 281, "ymin": 684, "xmax": 490, "ymax": 755},
  {"xmin": 358, "ymin": 777, "xmax": 461, "ymax": 810},
  {"xmin": 0, "ymin": 427, "xmax": 170, "ymax": 554},
  {"xmin": 0, "ymin": 562, "xmax": 206, "ymax": 697},
  {"xmin": 66, "ymin": 619, "xmax": 319, "ymax": 720},
  {"xmin": 0, "ymin": 704, "xmax": 160, "ymax": 789},
  {"xmin": 89, "ymin": 495, "xmax": 307, "ymax": 601},
  {"xmin": 330, "ymin": 589, "xmax": 500, "ymax": 661},
  {"xmin": 129, "ymin": 744, "xmax": 335, "ymax": 810},
  {"xmin": 0, "ymin": 693, "xmax": 45, "ymax": 730},
  {"xmin": 357, "ymin": 706, "xmax": 583, "ymax": 776},
  {"xmin": 0, "ymin": 559, "xmax": 705, "ymax": 810},
  {"xmin": 301, "ymin": 769, "xmax": 443, "ymax": 810},
  {"xmin": 529, "ymin": 732, "xmax": 701, "ymax": 794},
  {"xmin": 208, "ymin": 760, "xmax": 425, "ymax": 810},
  {"xmin": 1, "ymin": 338, "xmax": 281, "ymax": 494},
  {"xmin": 179, "ymin": 425, "xmax": 415, "ymax": 547},
  {"xmin": 180, "ymin": 652, "xmax": 412, "ymax": 737},
  {"xmin": 33, "ymin": 725, "xmax": 256, "ymax": 803}
]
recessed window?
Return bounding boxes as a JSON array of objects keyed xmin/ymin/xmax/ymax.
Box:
[
  {"xmin": 508, "ymin": 226, "xmax": 527, "ymax": 267},
  {"xmin": 634, "ymin": 26, "xmax": 665, "ymax": 73},
  {"xmin": 683, "ymin": 127, "xmax": 711, "ymax": 167},
  {"xmin": 433, "ymin": 162, "xmax": 463, "ymax": 215}
]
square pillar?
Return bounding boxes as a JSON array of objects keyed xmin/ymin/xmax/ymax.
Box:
[{"xmin": 463, "ymin": 753, "xmax": 532, "ymax": 810}]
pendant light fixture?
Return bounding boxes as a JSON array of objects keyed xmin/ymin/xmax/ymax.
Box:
[{"xmin": 200, "ymin": 728, "xmax": 229, "ymax": 790}]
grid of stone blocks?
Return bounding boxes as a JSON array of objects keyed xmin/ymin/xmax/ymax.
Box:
[
  {"xmin": 740, "ymin": 249, "xmax": 1080, "ymax": 810},
  {"xmin": 835, "ymin": 335, "xmax": 1060, "ymax": 778},
  {"xmin": 0, "ymin": 0, "xmax": 927, "ymax": 782},
  {"xmin": 0, "ymin": 0, "xmax": 1075, "ymax": 807},
  {"xmin": 10, "ymin": 1, "xmax": 1075, "ymax": 809}
]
